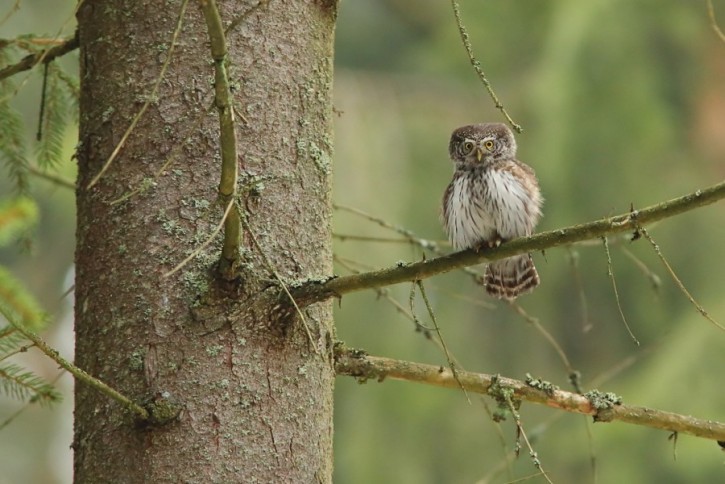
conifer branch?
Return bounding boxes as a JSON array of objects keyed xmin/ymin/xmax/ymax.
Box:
[
  {"xmin": 35, "ymin": 63, "xmax": 69, "ymax": 168},
  {"xmin": 0, "ymin": 362, "xmax": 61, "ymax": 405},
  {"xmin": 0, "ymin": 66, "xmax": 30, "ymax": 192}
]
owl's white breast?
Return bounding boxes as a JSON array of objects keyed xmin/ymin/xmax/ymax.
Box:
[
  {"xmin": 445, "ymin": 174, "xmax": 496, "ymax": 250},
  {"xmin": 444, "ymin": 166, "xmax": 540, "ymax": 250}
]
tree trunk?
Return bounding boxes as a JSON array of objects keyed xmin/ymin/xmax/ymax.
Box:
[{"xmin": 74, "ymin": 1, "xmax": 337, "ymax": 482}]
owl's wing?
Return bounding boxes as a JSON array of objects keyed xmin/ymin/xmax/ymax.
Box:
[{"xmin": 441, "ymin": 179, "xmax": 454, "ymax": 225}]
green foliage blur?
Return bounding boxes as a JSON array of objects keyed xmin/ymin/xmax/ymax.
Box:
[
  {"xmin": 333, "ymin": 1, "xmax": 725, "ymax": 483},
  {"xmin": 0, "ymin": 2, "xmax": 77, "ymax": 482},
  {"xmin": 1, "ymin": 1, "xmax": 724, "ymax": 483}
]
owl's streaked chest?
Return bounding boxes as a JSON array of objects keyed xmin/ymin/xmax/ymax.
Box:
[{"xmin": 443, "ymin": 164, "xmax": 540, "ymax": 250}]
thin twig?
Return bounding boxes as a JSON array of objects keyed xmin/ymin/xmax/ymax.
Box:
[
  {"xmin": 335, "ymin": 255, "xmax": 433, "ymax": 334},
  {"xmin": 502, "ymin": 393, "xmax": 553, "ymax": 484},
  {"xmin": 449, "ymin": 1, "xmax": 522, "ymax": 132},
  {"xmin": 0, "ymin": 308, "xmax": 149, "ymax": 420},
  {"xmin": 163, "ymin": 198, "xmax": 235, "ymax": 277},
  {"xmin": 438, "ymin": 287, "xmax": 495, "ymax": 309},
  {"xmin": 36, "ymin": 62, "xmax": 50, "ymax": 141},
  {"xmin": 415, "ymin": 280, "xmax": 471, "ymax": 403},
  {"xmin": 639, "ymin": 227, "xmax": 725, "ymax": 332},
  {"xmin": 243, "ymin": 214, "xmax": 321, "ymax": 356},
  {"xmin": 407, "ymin": 281, "xmax": 433, "ymax": 335},
  {"xmin": 0, "ymin": 38, "xmax": 69, "ymax": 48},
  {"xmin": 0, "ymin": 0, "xmax": 21, "ymax": 29},
  {"xmin": 619, "ymin": 245, "xmax": 661, "ymax": 292},
  {"xmin": 0, "ymin": 342, "xmax": 35, "ymax": 362},
  {"xmin": 334, "ymin": 233, "xmax": 415, "ymax": 244},
  {"xmin": 86, "ymin": 0, "xmax": 189, "ymax": 188},
  {"xmin": 508, "ymin": 301, "xmax": 574, "ymax": 374},
  {"xmin": 334, "ymin": 204, "xmax": 442, "ymax": 252},
  {"xmin": 569, "ymin": 230, "xmax": 647, "ymax": 248},
  {"xmin": 224, "ymin": 0, "xmax": 268, "ymax": 34},
  {"xmin": 602, "ymin": 237, "xmax": 640, "ymax": 345},
  {"xmin": 583, "ymin": 417, "xmax": 598, "ymax": 484},
  {"xmin": 334, "ymin": 204, "xmax": 494, "ymax": 290},
  {"xmin": 669, "ymin": 431, "xmax": 678, "ymax": 461},
  {"xmin": 110, "ymin": 101, "xmax": 215, "ymax": 205},
  {"xmin": 334, "ymin": 348, "xmax": 725, "ymax": 441},
  {"xmin": 707, "ymin": 0, "xmax": 725, "ymax": 43},
  {"xmin": 567, "ymin": 248, "xmax": 592, "ymax": 333},
  {"xmin": 475, "ymin": 414, "xmax": 515, "ymax": 484},
  {"xmin": 28, "ymin": 165, "xmax": 75, "ymax": 189}
]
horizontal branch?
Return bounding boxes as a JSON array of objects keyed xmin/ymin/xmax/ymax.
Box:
[
  {"xmin": 294, "ymin": 180, "xmax": 725, "ymax": 304},
  {"xmin": 335, "ymin": 348, "xmax": 725, "ymax": 442},
  {"xmin": 0, "ymin": 32, "xmax": 79, "ymax": 81}
]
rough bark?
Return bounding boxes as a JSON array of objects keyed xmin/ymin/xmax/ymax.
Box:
[{"xmin": 74, "ymin": 1, "xmax": 337, "ymax": 482}]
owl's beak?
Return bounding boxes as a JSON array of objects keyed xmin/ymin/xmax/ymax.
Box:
[{"xmin": 475, "ymin": 148, "xmax": 484, "ymax": 162}]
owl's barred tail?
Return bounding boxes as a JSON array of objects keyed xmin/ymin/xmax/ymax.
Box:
[{"xmin": 484, "ymin": 254, "xmax": 539, "ymax": 300}]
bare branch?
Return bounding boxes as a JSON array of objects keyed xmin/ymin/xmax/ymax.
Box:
[
  {"xmin": 0, "ymin": 0, "xmax": 21, "ymax": 29},
  {"xmin": 0, "ymin": 32, "xmax": 78, "ymax": 82},
  {"xmin": 295, "ymin": 181, "xmax": 725, "ymax": 306},
  {"xmin": 335, "ymin": 348, "xmax": 725, "ymax": 442}
]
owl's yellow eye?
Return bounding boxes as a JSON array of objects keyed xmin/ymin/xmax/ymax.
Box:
[
  {"xmin": 462, "ymin": 141, "xmax": 475, "ymax": 154},
  {"xmin": 484, "ymin": 140, "xmax": 495, "ymax": 151}
]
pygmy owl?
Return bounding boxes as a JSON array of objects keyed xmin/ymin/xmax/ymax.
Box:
[{"xmin": 442, "ymin": 123, "xmax": 543, "ymax": 300}]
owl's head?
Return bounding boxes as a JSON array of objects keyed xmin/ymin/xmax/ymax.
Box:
[{"xmin": 448, "ymin": 123, "xmax": 517, "ymax": 165}]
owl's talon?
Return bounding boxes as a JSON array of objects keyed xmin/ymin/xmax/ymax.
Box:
[{"xmin": 487, "ymin": 235, "xmax": 503, "ymax": 249}]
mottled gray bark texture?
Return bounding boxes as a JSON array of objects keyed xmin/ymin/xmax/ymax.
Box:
[{"xmin": 74, "ymin": 1, "xmax": 337, "ymax": 482}]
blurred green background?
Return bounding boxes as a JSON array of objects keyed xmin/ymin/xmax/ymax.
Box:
[{"xmin": 2, "ymin": 1, "xmax": 725, "ymax": 483}]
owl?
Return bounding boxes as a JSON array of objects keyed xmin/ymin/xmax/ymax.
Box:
[{"xmin": 442, "ymin": 123, "xmax": 543, "ymax": 300}]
